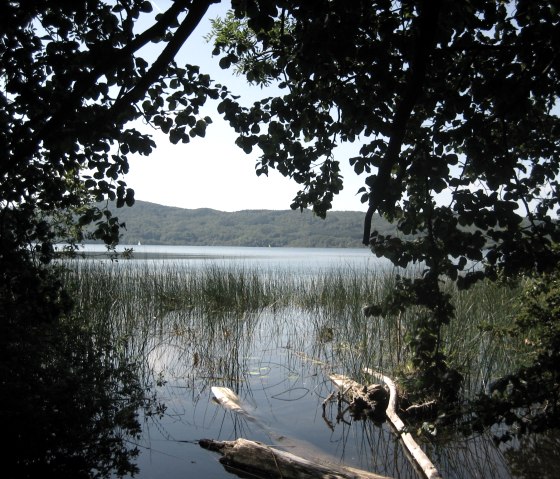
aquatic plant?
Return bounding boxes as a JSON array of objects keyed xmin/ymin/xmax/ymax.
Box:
[{"xmin": 61, "ymin": 260, "xmax": 520, "ymax": 402}]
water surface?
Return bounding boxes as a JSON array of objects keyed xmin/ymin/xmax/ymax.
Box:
[{"xmin": 69, "ymin": 245, "xmax": 537, "ymax": 478}]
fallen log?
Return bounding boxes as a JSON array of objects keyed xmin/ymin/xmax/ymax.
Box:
[
  {"xmin": 211, "ymin": 386, "xmax": 346, "ymax": 461},
  {"xmin": 200, "ymin": 437, "xmax": 391, "ymax": 479},
  {"xmin": 329, "ymin": 374, "xmax": 389, "ymax": 422},
  {"xmin": 363, "ymin": 368, "xmax": 442, "ymax": 479}
]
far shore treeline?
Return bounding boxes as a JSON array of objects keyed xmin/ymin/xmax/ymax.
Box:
[{"xmin": 97, "ymin": 200, "xmax": 397, "ymax": 248}]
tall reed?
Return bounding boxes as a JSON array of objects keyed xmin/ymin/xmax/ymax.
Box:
[
  {"xmin": 61, "ymin": 259, "xmax": 521, "ymax": 400},
  {"xmin": 56, "ymin": 258, "xmax": 528, "ymax": 479}
]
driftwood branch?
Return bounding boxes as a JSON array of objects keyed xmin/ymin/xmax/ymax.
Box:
[
  {"xmin": 200, "ymin": 437, "xmax": 391, "ymax": 479},
  {"xmin": 363, "ymin": 368, "xmax": 442, "ymax": 479},
  {"xmin": 211, "ymin": 386, "xmax": 249, "ymax": 417},
  {"xmin": 328, "ymin": 374, "xmax": 389, "ymax": 422},
  {"xmin": 209, "ymin": 377, "xmax": 441, "ymax": 479},
  {"xmin": 207, "ymin": 386, "xmax": 392, "ymax": 478}
]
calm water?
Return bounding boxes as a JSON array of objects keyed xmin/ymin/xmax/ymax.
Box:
[
  {"xmin": 134, "ymin": 308, "xmax": 414, "ymax": 478},
  {"xmin": 71, "ymin": 246, "xmax": 536, "ymax": 478},
  {"xmin": 77, "ymin": 244, "xmax": 387, "ymax": 271}
]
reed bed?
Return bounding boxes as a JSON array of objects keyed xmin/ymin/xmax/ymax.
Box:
[
  {"xmin": 444, "ymin": 280, "xmax": 525, "ymax": 397},
  {"xmin": 56, "ymin": 258, "xmax": 532, "ymax": 478},
  {"xmin": 61, "ymin": 259, "xmax": 522, "ymax": 401}
]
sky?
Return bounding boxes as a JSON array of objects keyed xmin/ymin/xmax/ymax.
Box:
[{"xmin": 125, "ymin": 2, "xmax": 368, "ymax": 213}]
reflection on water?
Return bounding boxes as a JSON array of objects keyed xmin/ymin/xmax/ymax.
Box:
[
  {"xmin": 128, "ymin": 306, "xmax": 514, "ymax": 479},
  {"xmin": 71, "ymin": 244, "xmax": 387, "ymax": 272},
  {"xmin": 503, "ymin": 430, "xmax": 560, "ymax": 479},
  {"xmin": 132, "ymin": 308, "xmax": 409, "ymax": 478},
  {"xmin": 51, "ymin": 246, "xmax": 558, "ymax": 478},
  {"xmin": 2, "ymin": 319, "xmax": 160, "ymax": 478}
]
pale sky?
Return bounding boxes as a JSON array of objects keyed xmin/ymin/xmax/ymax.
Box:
[{"xmin": 126, "ymin": 1, "xmax": 369, "ymax": 212}]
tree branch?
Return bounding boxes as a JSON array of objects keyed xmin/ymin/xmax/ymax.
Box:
[
  {"xmin": 32, "ymin": 0, "xmax": 215, "ymax": 152},
  {"xmin": 363, "ymin": 0, "xmax": 442, "ymax": 245},
  {"xmin": 109, "ymin": 0, "xmax": 217, "ymax": 116}
]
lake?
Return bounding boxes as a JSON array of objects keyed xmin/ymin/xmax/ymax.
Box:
[
  {"xmin": 76, "ymin": 244, "xmax": 389, "ymax": 271},
  {"xmin": 64, "ymin": 245, "xmax": 553, "ymax": 479}
]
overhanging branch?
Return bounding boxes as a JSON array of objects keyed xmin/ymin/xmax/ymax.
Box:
[
  {"xmin": 31, "ymin": 0, "xmax": 216, "ymax": 152},
  {"xmin": 363, "ymin": 0, "xmax": 442, "ymax": 245},
  {"xmin": 109, "ymin": 0, "xmax": 217, "ymax": 117}
]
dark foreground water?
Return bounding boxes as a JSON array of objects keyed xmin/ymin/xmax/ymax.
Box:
[
  {"xmin": 63, "ymin": 245, "xmax": 559, "ymax": 478},
  {"xmin": 130, "ymin": 308, "xmax": 518, "ymax": 479}
]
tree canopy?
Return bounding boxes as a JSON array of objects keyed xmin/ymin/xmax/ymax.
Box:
[
  {"xmin": 1, "ymin": 1, "xmax": 221, "ymax": 475},
  {"xmin": 2, "ymin": 0, "xmax": 560, "ymax": 456},
  {"xmin": 1, "ymin": 0, "xmax": 224, "ymax": 257},
  {"xmin": 212, "ymin": 0, "xmax": 560, "ymax": 281},
  {"xmin": 4, "ymin": 1, "xmax": 558, "ymax": 280},
  {"xmin": 209, "ymin": 0, "xmax": 560, "ymax": 426}
]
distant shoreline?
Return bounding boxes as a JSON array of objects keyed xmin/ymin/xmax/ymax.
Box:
[
  {"xmin": 98, "ymin": 200, "xmax": 394, "ymax": 248},
  {"xmin": 55, "ymin": 243, "xmax": 372, "ymax": 261}
]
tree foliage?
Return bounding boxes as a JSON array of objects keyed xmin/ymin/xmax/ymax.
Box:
[
  {"xmin": 209, "ymin": 0, "xmax": 560, "ymax": 411},
  {"xmin": 471, "ymin": 264, "xmax": 560, "ymax": 441},
  {"xmin": 1, "ymin": 0, "xmax": 224, "ymax": 258},
  {"xmin": 3, "ymin": 0, "xmax": 560, "ymax": 453},
  {"xmin": 1, "ymin": 1, "xmax": 221, "ymax": 475}
]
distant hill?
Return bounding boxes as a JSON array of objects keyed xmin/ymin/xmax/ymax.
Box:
[{"xmin": 105, "ymin": 200, "xmax": 397, "ymax": 248}]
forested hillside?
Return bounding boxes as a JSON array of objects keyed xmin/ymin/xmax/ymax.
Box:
[{"xmin": 106, "ymin": 201, "xmax": 396, "ymax": 247}]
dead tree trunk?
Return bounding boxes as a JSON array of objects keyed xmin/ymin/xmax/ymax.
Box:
[{"xmin": 329, "ymin": 374, "xmax": 389, "ymax": 422}]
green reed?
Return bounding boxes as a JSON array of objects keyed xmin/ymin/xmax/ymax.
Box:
[
  {"xmin": 61, "ymin": 260, "xmax": 522, "ymax": 400},
  {"xmin": 291, "ymin": 267, "xmax": 523, "ymax": 399},
  {"xmin": 444, "ymin": 279, "xmax": 525, "ymax": 397}
]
